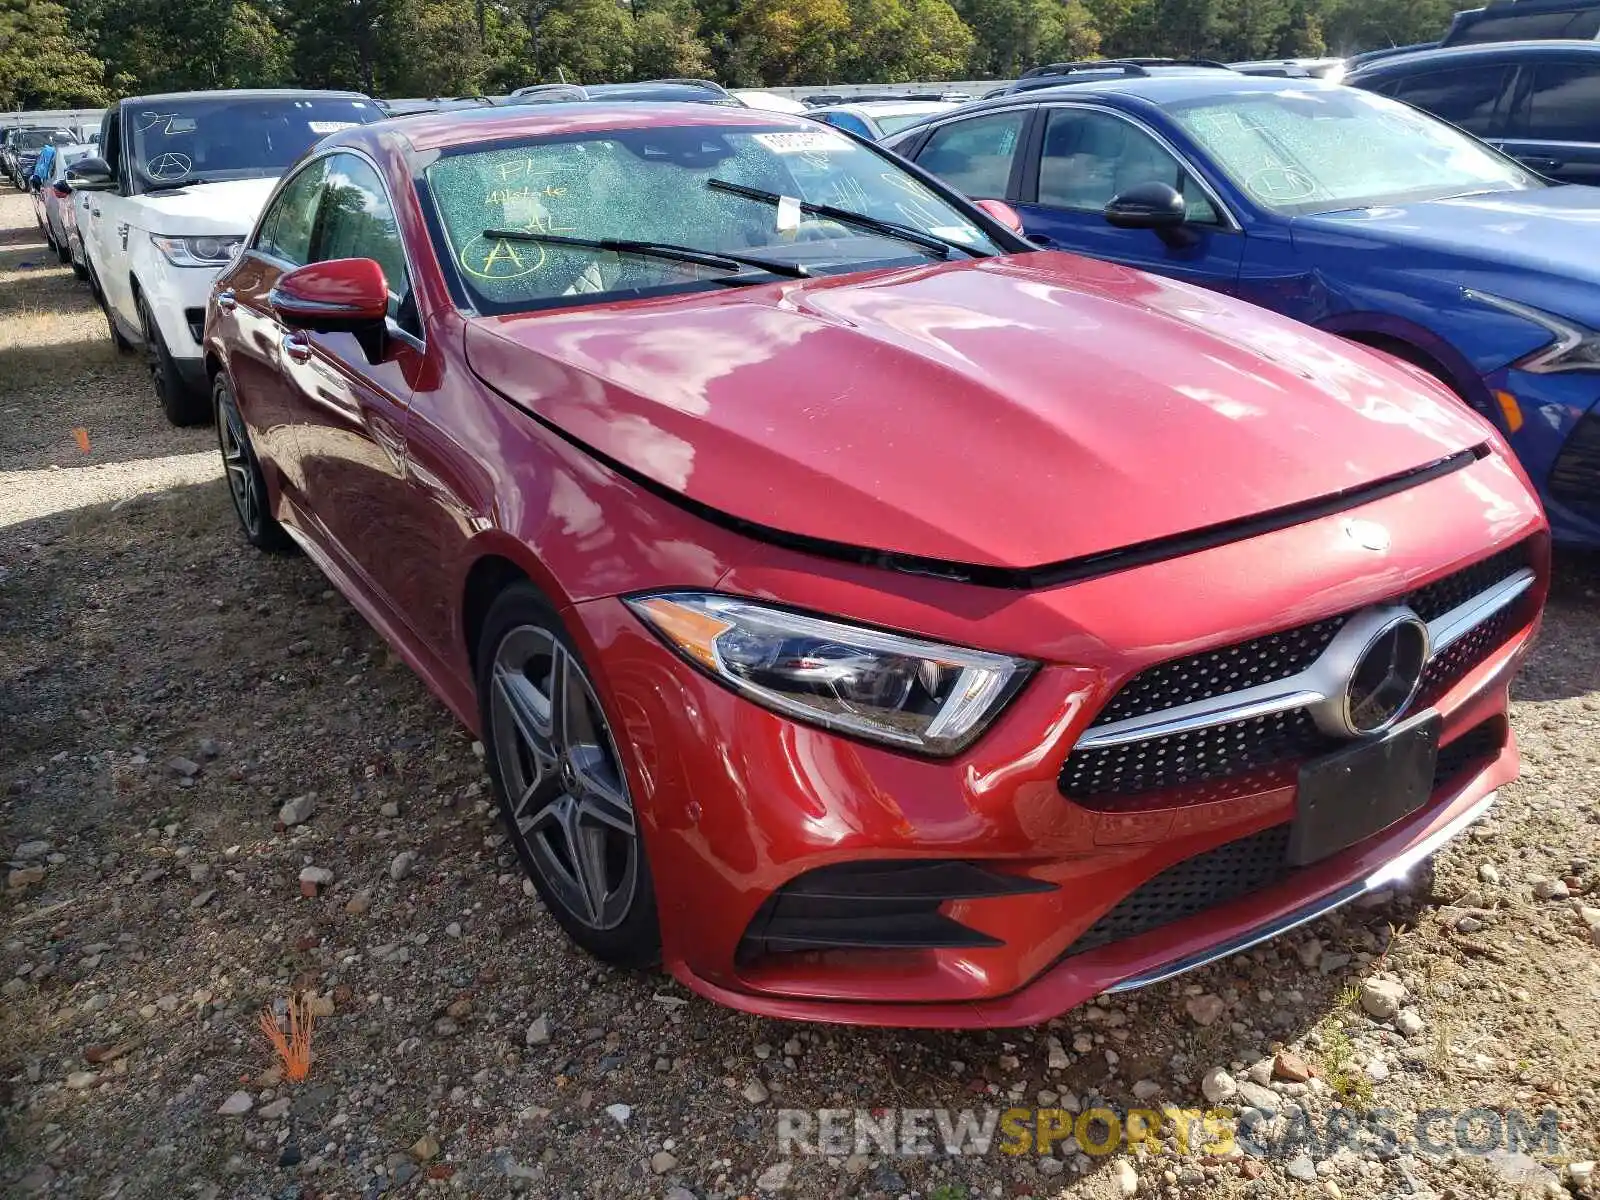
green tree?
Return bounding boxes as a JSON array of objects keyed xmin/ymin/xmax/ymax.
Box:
[
  {"xmin": 838, "ymin": 0, "xmax": 973, "ymax": 82},
  {"xmin": 958, "ymin": 0, "xmax": 1099, "ymax": 77},
  {"xmin": 724, "ymin": 0, "xmax": 851, "ymax": 84},
  {"xmin": 0, "ymin": 0, "xmax": 106, "ymax": 106},
  {"xmin": 632, "ymin": 0, "xmax": 714, "ymax": 78},
  {"xmin": 1211, "ymin": 0, "xmax": 1290, "ymax": 58}
]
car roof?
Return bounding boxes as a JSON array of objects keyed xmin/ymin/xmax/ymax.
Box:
[
  {"xmin": 1346, "ymin": 37, "xmax": 1600, "ymax": 75},
  {"xmin": 120, "ymin": 87, "xmax": 373, "ymax": 105},
  {"xmin": 356, "ymin": 101, "xmax": 814, "ymax": 154},
  {"xmin": 925, "ymin": 71, "xmax": 1340, "ymax": 120},
  {"xmin": 811, "ymin": 101, "xmax": 957, "ymax": 117}
]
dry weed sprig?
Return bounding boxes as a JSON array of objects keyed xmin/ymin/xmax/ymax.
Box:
[{"xmin": 258, "ymin": 992, "xmax": 316, "ymax": 1082}]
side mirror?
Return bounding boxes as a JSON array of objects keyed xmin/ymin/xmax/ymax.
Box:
[
  {"xmin": 66, "ymin": 157, "xmax": 116, "ymax": 191},
  {"xmin": 972, "ymin": 197, "xmax": 1025, "ymax": 234},
  {"xmin": 1104, "ymin": 181, "xmax": 1187, "ymax": 231},
  {"xmin": 270, "ymin": 258, "xmax": 389, "ymax": 336},
  {"xmin": 52, "ymin": 180, "xmax": 72, "ymax": 198}
]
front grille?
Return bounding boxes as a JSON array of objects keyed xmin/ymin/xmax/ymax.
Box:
[
  {"xmin": 1091, "ymin": 617, "xmax": 1344, "ymax": 728},
  {"xmin": 1402, "ymin": 541, "xmax": 1530, "ymax": 623},
  {"xmin": 1061, "ymin": 709, "xmax": 1336, "ymax": 800},
  {"xmin": 1063, "ymin": 719, "xmax": 1505, "ymax": 956},
  {"xmin": 1549, "ymin": 410, "xmax": 1600, "ymax": 517},
  {"xmin": 1063, "ymin": 541, "xmax": 1531, "ymax": 804},
  {"xmin": 1416, "ymin": 607, "xmax": 1517, "ymax": 708}
]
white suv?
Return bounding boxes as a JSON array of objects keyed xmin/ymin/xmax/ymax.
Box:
[{"xmin": 70, "ymin": 89, "xmax": 382, "ymax": 424}]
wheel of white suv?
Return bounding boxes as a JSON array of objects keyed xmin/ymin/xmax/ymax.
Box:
[{"xmin": 140, "ymin": 297, "xmax": 208, "ymax": 426}]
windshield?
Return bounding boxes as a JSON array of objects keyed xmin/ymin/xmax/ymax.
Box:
[
  {"xmin": 874, "ymin": 111, "xmax": 950, "ymax": 135},
  {"xmin": 1169, "ymin": 87, "xmax": 1541, "ymax": 215},
  {"xmin": 14, "ymin": 130, "xmax": 61, "ymax": 151},
  {"xmin": 426, "ymin": 124, "xmax": 1000, "ymax": 313},
  {"xmin": 127, "ymin": 96, "xmax": 380, "ymax": 192}
]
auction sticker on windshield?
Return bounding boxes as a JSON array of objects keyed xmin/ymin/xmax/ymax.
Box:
[{"xmin": 752, "ymin": 131, "xmax": 854, "ymax": 154}]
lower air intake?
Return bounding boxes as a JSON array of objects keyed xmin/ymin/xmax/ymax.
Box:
[{"xmin": 738, "ymin": 860, "xmax": 1054, "ymax": 959}]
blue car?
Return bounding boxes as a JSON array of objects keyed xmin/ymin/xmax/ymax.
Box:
[{"xmin": 883, "ymin": 74, "xmax": 1600, "ymax": 546}]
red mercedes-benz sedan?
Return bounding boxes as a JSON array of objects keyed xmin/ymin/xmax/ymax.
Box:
[{"xmin": 202, "ymin": 102, "xmax": 1548, "ymax": 1027}]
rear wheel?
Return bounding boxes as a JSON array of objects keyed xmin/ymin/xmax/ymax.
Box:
[
  {"xmin": 68, "ymin": 237, "xmax": 87, "ymax": 280},
  {"xmin": 140, "ymin": 296, "xmax": 208, "ymax": 425},
  {"xmin": 215, "ymin": 373, "xmax": 291, "ymax": 553},
  {"xmin": 477, "ymin": 583, "xmax": 661, "ymax": 968}
]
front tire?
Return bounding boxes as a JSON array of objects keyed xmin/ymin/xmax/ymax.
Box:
[
  {"xmin": 476, "ymin": 583, "xmax": 661, "ymax": 968},
  {"xmin": 140, "ymin": 297, "xmax": 208, "ymax": 425},
  {"xmin": 215, "ymin": 373, "xmax": 291, "ymax": 553}
]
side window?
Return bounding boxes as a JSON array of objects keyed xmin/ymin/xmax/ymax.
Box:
[
  {"xmin": 1391, "ymin": 66, "xmax": 1512, "ymax": 135},
  {"xmin": 1036, "ymin": 108, "xmax": 1219, "ymax": 223},
  {"xmin": 256, "ymin": 160, "xmax": 326, "ymax": 267},
  {"xmin": 1524, "ymin": 61, "xmax": 1600, "ymax": 141},
  {"xmin": 311, "ymin": 153, "xmax": 412, "ymax": 328},
  {"xmin": 101, "ymin": 108, "xmax": 122, "ymax": 186},
  {"xmin": 914, "ymin": 111, "xmax": 1027, "ymax": 198},
  {"xmin": 819, "ymin": 112, "xmax": 872, "ymax": 139}
]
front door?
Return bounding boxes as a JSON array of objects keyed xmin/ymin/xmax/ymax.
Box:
[
  {"xmin": 283, "ymin": 151, "xmax": 431, "ymax": 630},
  {"xmin": 1011, "ymin": 106, "xmax": 1245, "ymax": 292},
  {"xmin": 225, "ymin": 158, "xmax": 329, "ymax": 492}
]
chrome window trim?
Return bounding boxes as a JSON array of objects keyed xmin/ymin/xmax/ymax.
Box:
[
  {"xmin": 1073, "ymin": 567, "xmax": 1535, "ymax": 752},
  {"xmin": 1033, "ymin": 101, "xmax": 1241, "ymax": 232}
]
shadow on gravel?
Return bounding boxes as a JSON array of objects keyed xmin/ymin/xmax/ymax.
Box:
[{"xmin": 1512, "ymin": 546, "xmax": 1600, "ymax": 703}]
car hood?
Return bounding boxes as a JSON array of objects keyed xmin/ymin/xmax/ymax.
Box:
[
  {"xmin": 465, "ymin": 253, "xmax": 1490, "ymax": 570},
  {"xmin": 1293, "ymin": 186, "xmax": 1600, "ymax": 292},
  {"xmin": 127, "ymin": 177, "xmax": 280, "ymax": 235}
]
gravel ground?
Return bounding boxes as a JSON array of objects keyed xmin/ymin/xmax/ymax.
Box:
[{"xmin": 2, "ymin": 188, "xmax": 1598, "ymax": 1200}]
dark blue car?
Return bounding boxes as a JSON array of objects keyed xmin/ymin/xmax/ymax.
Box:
[{"xmin": 884, "ymin": 75, "xmax": 1600, "ymax": 546}]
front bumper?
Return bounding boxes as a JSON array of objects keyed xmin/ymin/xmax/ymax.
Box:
[
  {"xmin": 565, "ymin": 455, "xmax": 1547, "ymax": 1028},
  {"xmin": 1492, "ymin": 367, "xmax": 1600, "ymax": 546},
  {"xmin": 137, "ymin": 249, "xmax": 229, "ymax": 372}
]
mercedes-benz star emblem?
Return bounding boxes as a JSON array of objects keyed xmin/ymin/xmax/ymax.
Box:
[
  {"xmin": 1345, "ymin": 617, "xmax": 1429, "ymax": 733},
  {"xmin": 1308, "ymin": 605, "xmax": 1431, "ymax": 739},
  {"xmin": 1343, "ymin": 518, "xmax": 1391, "ymax": 552}
]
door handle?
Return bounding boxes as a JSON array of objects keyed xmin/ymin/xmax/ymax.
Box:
[
  {"xmin": 1520, "ymin": 155, "xmax": 1563, "ymax": 172},
  {"xmin": 282, "ymin": 331, "xmax": 311, "ymax": 362},
  {"xmin": 216, "ymin": 289, "xmax": 236, "ymax": 312},
  {"xmin": 1029, "ymin": 232, "xmax": 1058, "ymax": 248}
]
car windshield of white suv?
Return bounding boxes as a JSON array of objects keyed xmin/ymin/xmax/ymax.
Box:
[
  {"xmin": 128, "ymin": 96, "xmax": 380, "ymax": 193},
  {"xmin": 1169, "ymin": 87, "xmax": 1542, "ymax": 216},
  {"xmin": 425, "ymin": 123, "xmax": 1001, "ymax": 312}
]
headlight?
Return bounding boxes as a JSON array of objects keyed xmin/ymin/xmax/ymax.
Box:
[
  {"xmin": 1465, "ymin": 289, "xmax": 1600, "ymax": 372},
  {"xmin": 626, "ymin": 592, "xmax": 1033, "ymax": 756},
  {"xmin": 151, "ymin": 234, "xmax": 244, "ymax": 267}
]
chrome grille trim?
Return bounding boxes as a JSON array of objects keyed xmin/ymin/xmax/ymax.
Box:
[{"xmin": 1074, "ymin": 567, "xmax": 1535, "ymax": 753}]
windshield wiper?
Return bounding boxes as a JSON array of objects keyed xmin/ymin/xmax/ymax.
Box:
[
  {"xmin": 480, "ymin": 229, "xmax": 810, "ymax": 279},
  {"xmin": 707, "ymin": 178, "xmax": 989, "ymax": 260}
]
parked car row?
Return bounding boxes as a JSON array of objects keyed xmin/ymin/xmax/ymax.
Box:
[{"xmin": 18, "ymin": 71, "xmax": 1576, "ymax": 1029}]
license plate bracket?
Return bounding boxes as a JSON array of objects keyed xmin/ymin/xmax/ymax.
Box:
[{"xmin": 1287, "ymin": 711, "xmax": 1441, "ymax": 867}]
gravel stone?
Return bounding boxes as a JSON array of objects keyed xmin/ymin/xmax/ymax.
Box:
[{"xmin": 217, "ymin": 1091, "xmax": 253, "ymax": 1115}]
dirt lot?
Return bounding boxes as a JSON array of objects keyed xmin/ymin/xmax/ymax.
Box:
[{"xmin": 2, "ymin": 187, "xmax": 1598, "ymax": 1200}]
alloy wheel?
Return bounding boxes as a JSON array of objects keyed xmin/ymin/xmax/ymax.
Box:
[
  {"xmin": 217, "ymin": 397, "xmax": 259, "ymax": 535},
  {"xmin": 489, "ymin": 625, "xmax": 639, "ymax": 931}
]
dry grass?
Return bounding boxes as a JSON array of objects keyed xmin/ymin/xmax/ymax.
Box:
[{"xmin": 259, "ymin": 993, "xmax": 317, "ymax": 1083}]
